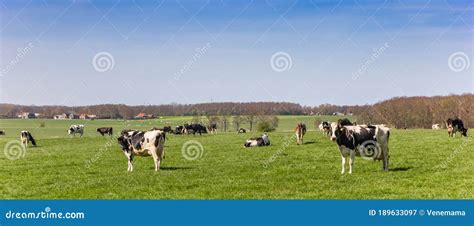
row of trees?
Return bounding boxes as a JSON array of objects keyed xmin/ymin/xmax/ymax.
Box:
[
  {"xmin": 1, "ymin": 94, "xmax": 472, "ymax": 129},
  {"xmin": 0, "ymin": 102, "xmax": 303, "ymax": 119},
  {"xmin": 357, "ymin": 94, "xmax": 473, "ymax": 128}
]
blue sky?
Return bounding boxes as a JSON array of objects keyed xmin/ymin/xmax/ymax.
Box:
[{"xmin": 0, "ymin": 0, "xmax": 472, "ymax": 106}]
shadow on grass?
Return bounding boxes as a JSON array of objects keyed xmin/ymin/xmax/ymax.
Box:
[
  {"xmin": 154, "ymin": 166, "xmax": 194, "ymax": 171},
  {"xmin": 304, "ymin": 141, "xmax": 316, "ymax": 145},
  {"xmin": 389, "ymin": 167, "xmax": 412, "ymax": 172}
]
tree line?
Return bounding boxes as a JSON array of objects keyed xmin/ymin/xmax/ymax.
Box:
[{"xmin": 1, "ymin": 94, "xmax": 472, "ymax": 129}]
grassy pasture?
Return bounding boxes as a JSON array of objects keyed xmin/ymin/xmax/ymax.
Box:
[{"xmin": 0, "ymin": 116, "xmax": 472, "ymax": 199}]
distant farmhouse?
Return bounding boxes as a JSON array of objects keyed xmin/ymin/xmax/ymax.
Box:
[
  {"xmin": 134, "ymin": 113, "xmax": 155, "ymax": 120},
  {"xmin": 53, "ymin": 113, "xmax": 79, "ymax": 120},
  {"xmin": 79, "ymin": 114, "xmax": 97, "ymax": 120},
  {"xmin": 18, "ymin": 112, "xmax": 39, "ymax": 119}
]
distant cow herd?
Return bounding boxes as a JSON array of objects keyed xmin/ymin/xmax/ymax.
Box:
[{"xmin": 9, "ymin": 116, "xmax": 469, "ymax": 173}]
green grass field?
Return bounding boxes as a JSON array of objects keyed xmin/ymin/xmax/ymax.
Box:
[{"xmin": 0, "ymin": 116, "xmax": 472, "ymax": 199}]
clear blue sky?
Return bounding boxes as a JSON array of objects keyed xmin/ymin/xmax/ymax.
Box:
[{"xmin": 0, "ymin": 0, "xmax": 472, "ymax": 106}]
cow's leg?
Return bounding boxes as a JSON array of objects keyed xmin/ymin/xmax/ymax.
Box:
[
  {"xmin": 340, "ymin": 155, "xmax": 346, "ymax": 174},
  {"xmin": 124, "ymin": 152, "xmax": 133, "ymax": 171},
  {"xmin": 349, "ymin": 151, "xmax": 355, "ymax": 174},
  {"xmin": 381, "ymin": 145, "xmax": 389, "ymax": 171},
  {"xmin": 151, "ymin": 149, "xmax": 161, "ymax": 171}
]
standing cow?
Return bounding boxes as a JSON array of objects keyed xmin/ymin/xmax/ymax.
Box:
[
  {"xmin": 446, "ymin": 117, "xmax": 468, "ymax": 137},
  {"xmin": 208, "ymin": 123, "xmax": 218, "ymax": 134},
  {"xmin": 68, "ymin": 125, "xmax": 84, "ymax": 137},
  {"xmin": 295, "ymin": 123, "xmax": 307, "ymax": 145},
  {"xmin": 97, "ymin": 127, "xmax": 113, "ymax": 136},
  {"xmin": 20, "ymin": 130, "xmax": 36, "ymax": 148},
  {"xmin": 330, "ymin": 119, "xmax": 390, "ymax": 174},
  {"xmin": 117, "ymin": 129, "xmax": 166, "ymax": 171}
]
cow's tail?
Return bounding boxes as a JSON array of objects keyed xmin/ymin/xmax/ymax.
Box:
[{"xmin": 155, "ymin": 132, "xmax": 165, "ymax": 147}]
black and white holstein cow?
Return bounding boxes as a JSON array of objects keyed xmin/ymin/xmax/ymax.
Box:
[
  {"xmin": 20, "ymin": 130, "xmax": 36, "ymax": 148},
  {"xmin": 330, "ymin": 119, "xmax": 390, "ymax": 174},
  {"xmin": 295, "ymin": 123, "xmax": 307, "ymax": 145},
  {"xmin": 183, "ymin": 123, "xmax": 208, "ymax": 136},
  {"xmin": 321, "ymin": 121, "xmax": 332, "ymax": 137},
  {"xmin": 244, "ymin": 134, "xmax": 270, "ymax": 147},
  {"xmin": 117, "ymin": 129, "xmax": 166, "ymax": 171},
  {"xmin": 208, "ymin": 123, "xmax": 218, "ymax": 134},
  {"xmin": 238, "ymin": 128, "xmax": 246, "ymax": 134},
  {"xmin": 68, "ymin": 125, "xmax": 84, "ymax": 137},
  {"xmin": 0, "ymin": 130, "xmax": 5, "ymax": 135},
  {"xmin": 446, "ymin": 117, "xmax": 468, "ymax": 137},
  {"xmin": 97, "ymin": 127, "xmax": 113, "ymax": 136}
]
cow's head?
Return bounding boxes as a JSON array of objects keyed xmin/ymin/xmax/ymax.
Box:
[
  {"xmin": 462, "ymin": 128, "xmax": 468, "ymax": 137},
  {"xmin": 262, "ymin": 133, "xmax": 269, "ymax": 144},
  {"xmin": 117, "ymin": 136, "xmax": 131, "ymax": 151}
]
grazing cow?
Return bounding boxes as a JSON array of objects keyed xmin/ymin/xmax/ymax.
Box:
[
  {"xmin": 97, "ymin": 127, "xmax": 113, "ymax": 136},
  {"xmin": 20, "ymin": 130, "xmax": 36, "ymax": 147},
  {"xmin": 321, "ymin": 121, "xmax": 331, "ymax": 137},
  {"xmin": 208, "ymin": 123, "xmax": 218, "ymax": 134},
  {"xmin": 432, "ymin": 124, "xmax": 440, "ymax": 130},
  {"xmin": 295, "ymin": 123, "xmax": 307, "ymax": 145},
  {"xmin": 331, "ymin": 119, "xmax": 390, "ymax": 174},
  {"xmin": 162, "ymin": 126, "xmax": 173, "ymax": 133},
  {"xmin": 174, "ymin": 126, "xmax": 184, "ymax": 135},
  {"xmin": 446, "ymin": 117, "xmax": 468, "ymax": 137},
  {"xmin": 117, "ymin": 129, "xmax": 166, "ymax": 171},
  {"xmin": 244, "ymin": 134, "xmax": 270, "ymax": 147},
  {"xmin": 184, "ymin": 123, "xmax": 207, "ymax": 135},
  {"xmin": 68, "ymin": 125, "xmax": 84, "ymax": 137},
  {"xmin": 238, "ymin": 128, "xmax": 246, "ymax": 134},
  {"xmin": 0, "ymin": 130, "xmax": 5, "ymax": 135}
]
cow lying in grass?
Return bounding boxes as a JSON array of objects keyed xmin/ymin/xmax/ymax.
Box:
[
  {"xmin": 331, "ymin": 119, "xmax": 390, "ymax": 174},
  {"xmin": 117, "ymin": 129, "xmax": 166, "ymax": 171},
  {"xmin": 244, "ymin": 134, "xmax": 270, "ymax": 147}
]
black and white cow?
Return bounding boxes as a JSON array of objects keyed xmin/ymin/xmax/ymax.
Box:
[
  {"xmin": 162, "ymin": 126, "xmax": 173, "ymax": 133},
  {"xmin": 68, "ymin": 125, "xmax": 84, "ymax": 137},
  {"xmin": 117, "ymin": 129, "xmax": 166, "ymax": 171},
  {"xmin": 321, "ymin": 121, "xmax": 332, "ymax": 137},
  {"xmin": 20, "ymin": 130, "xmax": 36, "ymax": 147},
  {"xmin": 238, "ymin": 128, "xmax": 246, "ymax": 134},
  {"xmin": 244, "ymin": 134, "xmax": 270, "ymax": 147},
  {"xmin": 174, "ymin": 126, "xmax": 184, "ymax": 135},
  {"xmin": 446, "ymin": 117, "xmax": 468, "ymax": 137},
  {"xmin": 208, "ymin": 123, "xmax": 217, "ymax": 134},
  {"xmin": 97, "ymin": 127, "xmax": 113, "ymax": 136},
  {"xmin": 184, "ymin": 123, "xmax": 207, "ymax": 135},
  {"xmin": 330, "ymin": 119, "xmax": 390, "ymax": 174},
  {"xmin": 0, "ymin": 130, "xmax": 5, "ymax": 135}
]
